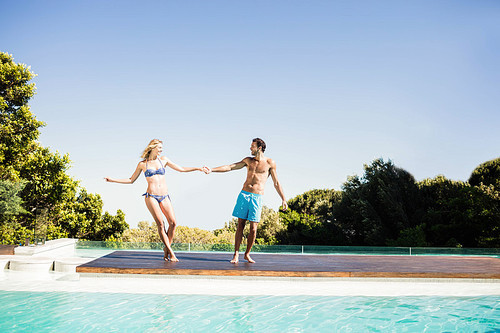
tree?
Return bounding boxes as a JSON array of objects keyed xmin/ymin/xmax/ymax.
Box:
[
  {"xmin": 278, "ymin": 210, "xmax": 326, "ymax": 245},
  {"xmin": 0, "ymin": 52, "xmax": 44, "ymax": 181},
  {"xmin": 418, "ymin": 176, "xmax": 500, "ymax": 247},
  {"xmin": 255, "ymin": 206, "xmax": 284, "ymax": 245},
  {"xmin": 469, "ymin": 157, "xmax": 500, "ymax": 192},
  {"xmin": 19, "ymin": 146, "xmax": 79, "ymax": 217},
  {"xmin": 288, "ymin": 189, "xmax": 340, "ymax": 220},
  {"xmin": 0, "ymin": 52, "xmax": 128, "ymax": 244},
  {"xmin": 121, "ymin": 221, "xmax": 159, "ymax": 243},
  {"xmin": 97, "ymin": 210, "xmax": 128, "ymax": 240},
  {"xmin": 173, "ymin": 226, "xmax": 218, "ymax": 244},
  {"xmin": 122, "ymin": 222, "xmax": 220, "ymax": 244},
  {"xmin": 278, "ymin": 189, "xmax": 342, "ymax": 245},
  {"xmin": 334, "ymin": 158, "xmax": 421, "ymax": 246},
  {"xmin": 59, "ymin": 189, "xmax": 129, "ymax": 241},
  {"xmin": 0, "ymin": 179, "xmax": 32, "ymax": 244},
  {"xmin": 0, "ymin": 179, "xmax": 26, "ymax": 220}
]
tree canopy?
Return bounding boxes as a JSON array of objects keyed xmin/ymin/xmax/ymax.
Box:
[
  {"xmin": 418, "ymin": 175, "xmax": 500, "ymax": 247},
  {"xmin": 469, "ymin": 157, "xmax": 500, "ymax": 191},
  {"xmin": 273, "ymin": 158, "xmax": 499, "ymax": 248},
  {"xmin": 0, "ymin": 52, "xmax": 128, "ymax": 244},
  {"xmin": 0, "ymin": 52, "xmax": 44, "ymax": 181},
  {"xmin": 0, "ymin": 179, "xmax": 26, "ymax": 221},
  {"xmin": 334, "ymin": 159, "xmax": 421, "ymax": 246}
]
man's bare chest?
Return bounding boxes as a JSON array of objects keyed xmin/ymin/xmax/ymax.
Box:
[{"xmin": 247, "ymin": 161, "xmax": 270, "ymax": 175}]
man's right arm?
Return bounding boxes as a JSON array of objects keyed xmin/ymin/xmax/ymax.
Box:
[{"xmin": 209, "ymin": 159, "xmax": 247, "ymax": 173}]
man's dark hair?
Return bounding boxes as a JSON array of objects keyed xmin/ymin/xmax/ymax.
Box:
[{"xmin": 252, "ymin": 138, "xmax": 266, "ymax": 152}]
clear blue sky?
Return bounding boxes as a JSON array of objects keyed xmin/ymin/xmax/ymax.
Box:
[{"xmin": 2, "ymin": 1, "xmax": 499, "ymax": 230}]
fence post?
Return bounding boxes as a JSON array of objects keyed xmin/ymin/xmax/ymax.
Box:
[
  {"xmin": 301, "ymin": 246, "xmax": 304, "ymax": 254},
  {"xmin": 409, "ymin": 247, "xmax": 412, "ymax": 256},
  {"xmin": 188, "ymin": 243, "xmax": 191, "ymax": 252}
]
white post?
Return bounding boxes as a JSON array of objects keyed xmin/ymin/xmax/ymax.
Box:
[
  {"xmin": 302, "ymin": 246, "xmax": 304, "ymax": 254},
  {"xmin": 188, "ymin": 243, "xmax": 191, "ymax": 252},
  {"xmin": 409, "ymin": 247, "xmax": 412, "ymax": 256}
]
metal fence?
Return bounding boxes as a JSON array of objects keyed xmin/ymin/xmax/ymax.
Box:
[{"xmin": 76, "ymin": 240, "xmax": 500, "ymax": 256}]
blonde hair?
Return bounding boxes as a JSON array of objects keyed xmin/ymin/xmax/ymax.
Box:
[{"xmin": 141, "ymin": 139, "xmax": 163, "ymax": 160}]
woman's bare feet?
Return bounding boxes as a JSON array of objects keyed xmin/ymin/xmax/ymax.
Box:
[
  {"xmin": 163, "ymin": 247, "xmax": 170, "ymax": 261},
  {"xmin": 163, "ymin": 246, "xmax": 179, "ymax": 262},
  {"xmin": 244, "ymin": 254, "xmax": 255, "ymax": 263}
]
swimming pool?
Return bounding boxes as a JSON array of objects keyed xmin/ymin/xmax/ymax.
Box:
[
  {"xmin": 1, "ymin": 291, "xmax": 498, "ymax": 332},
  {"xmin": 4, "ymin": 242, "xmax": 498, "ymax": 331}
]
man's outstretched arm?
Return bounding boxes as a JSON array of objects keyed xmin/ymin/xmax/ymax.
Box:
[
  {"xmin": 269, "ymin": 160, "xmax": 288, "ymax": 210},
  {"xmin": 208, "ymin": 159, "xmax": 247, "ymax": 173}
]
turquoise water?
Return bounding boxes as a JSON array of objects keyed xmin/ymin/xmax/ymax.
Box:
[{"xmin": 1, "ymin": 291, "xmax": 498, "ymax": 332}]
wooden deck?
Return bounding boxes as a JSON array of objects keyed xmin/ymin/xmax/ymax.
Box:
[
  {"xmin": 76, "ymin": 251, "xmax": 500, "ymax": 279},
  {"xmin": 0, "ymin": 245, "xmax": 17, "ymax": 255}
]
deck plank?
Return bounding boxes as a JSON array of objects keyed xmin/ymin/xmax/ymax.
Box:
[
  {"xmin": 0, "ymin": 245, "xmax": 17, "ymax": 255},
  {"xmin": 76, "ymin": 251, "xmax": 500, "ymax": 278}
]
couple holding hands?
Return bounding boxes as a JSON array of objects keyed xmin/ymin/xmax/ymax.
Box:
[{"xmin": 105, "ymin": 138, "xmax": 287, "ymax": 263}]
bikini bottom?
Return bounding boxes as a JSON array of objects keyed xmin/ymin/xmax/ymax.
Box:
[{"xmin": 143, "ymin": 192, "xmax": 171, "ymax": 204}]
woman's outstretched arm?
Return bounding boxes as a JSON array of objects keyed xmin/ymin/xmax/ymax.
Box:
[
  {"xmin": 105, "ymin": 161, "xmax": 143, "ymax": 184},
  {"xmin": 164, "ymin": 157, "xmax": 204, "ymax": 173}
]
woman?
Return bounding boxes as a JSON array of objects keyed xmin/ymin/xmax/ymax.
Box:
[{"xmin": 105, "ymin": 139, "xmax": 205, "ymax": 262}]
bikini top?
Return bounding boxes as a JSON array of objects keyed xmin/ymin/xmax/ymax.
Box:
[{"xmin": 144, "ymin": 158, "xmax": 166, "ymax": 178}]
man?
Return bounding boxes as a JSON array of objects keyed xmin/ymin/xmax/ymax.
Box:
[{"xmin": 207, "ymin": 138, "xmax": 287, "ymax": 263}]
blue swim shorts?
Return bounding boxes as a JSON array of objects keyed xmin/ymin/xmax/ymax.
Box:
[{"xmin": 232, "ymin": 190, "xmax": 264, "ymax": 222}]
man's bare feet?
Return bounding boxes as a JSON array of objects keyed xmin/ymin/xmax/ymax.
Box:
[
  {"xmin": 244, "ymin": 254, "xmax": 255, "ymax": 263},
  {"xmin": 169, "ymin": 255, "xmax": 179, "ymax": 262},
  {"xmin": 230, "ymin": 254, "xmax": 239, "ymax": 264}
]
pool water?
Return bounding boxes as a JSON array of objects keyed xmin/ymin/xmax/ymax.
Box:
[{"xmin": 1, "ymin": 291, "xmax": 498, "ymax": 332}]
